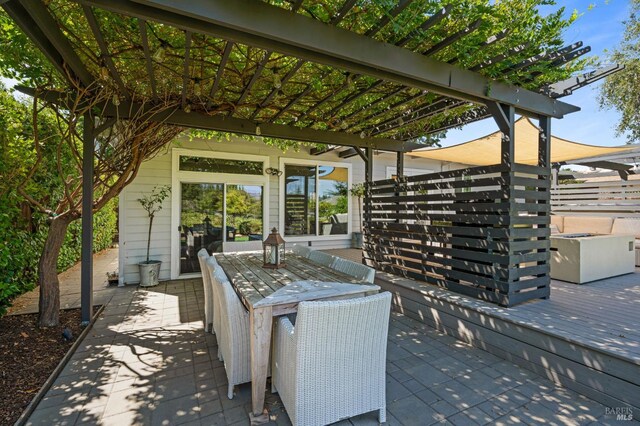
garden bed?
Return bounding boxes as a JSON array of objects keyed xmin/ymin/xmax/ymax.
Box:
[{"xmin": 0, "ymin": 308, "xmax": 89, "ymax": 426}]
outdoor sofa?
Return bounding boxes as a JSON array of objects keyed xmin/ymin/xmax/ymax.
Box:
[{"xmin": 550, "ymin": 215, "xmax": 640, "ymax": 266}]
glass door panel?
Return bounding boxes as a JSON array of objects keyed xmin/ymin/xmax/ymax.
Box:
[
  {"xmin": 226, "ymin": 185, "xmax": 263, "ymax": 242},
  {"xmin": 284, "ymin": 165, "xmax": 316, "ymax": 236},
  {"xmin": 318, "ymin": 166, "xmax": 348, "ymax": 235},
  {"xmin": 180, "ymin": 183, "xmax": 223, "ymax": 274}
]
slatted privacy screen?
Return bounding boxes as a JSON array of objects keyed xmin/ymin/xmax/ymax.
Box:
[
  {"xmin": 552, "ymin": 180, "xmax": 640, "ymax": 217},
  {"xmin": 363, "ymin": 163, "xmax": 551, "ymax": 307}
]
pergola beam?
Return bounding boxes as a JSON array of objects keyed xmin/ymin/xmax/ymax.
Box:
[
  {"xmin": 207, "ymin": 41, "xmax": 233, "ymax": 108},
  {"xmin": 20, "ymin": 0, "xmax": 94, "ymax": 86},
  {"xmin": 21, "ymin": 85, "xmax": 419, "ymax": 151},
  {"xmin": 181, "ymin": 31, "xmax": 192, "ymax": 108},
  {"xmin": 81, "ymin": 0, "xmax": 579, "ymax": 118},
  {"xmin": 83, "ymin": 5, "xmax": 129, "ymax": 98},
  {"xmin": 138, "ymin": 19, "xmax": 158, "ymax": 100}
]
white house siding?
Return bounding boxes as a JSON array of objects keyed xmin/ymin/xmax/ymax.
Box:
[{"xmin": 119, "ymin": 135, "xmax": 458, "ymax": 284}]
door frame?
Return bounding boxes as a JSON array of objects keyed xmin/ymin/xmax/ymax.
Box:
[{"xmin": 171, "ymin": 148, "xmax": 270, "ymax": 279}]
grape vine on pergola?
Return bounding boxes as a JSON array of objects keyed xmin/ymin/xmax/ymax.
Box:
[{"xmin": 2, "ymin": 0, "xmax": 597, "ymax": 326}]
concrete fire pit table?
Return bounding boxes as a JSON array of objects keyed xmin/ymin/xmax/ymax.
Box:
[{"xmin": 550, "ymin": 233, "xmax": 635, "ymax": 284}]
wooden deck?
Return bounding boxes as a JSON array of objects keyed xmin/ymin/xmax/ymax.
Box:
[{"xmin": 323, "ymin": 248, "xmax": 640, "ymax": 411}]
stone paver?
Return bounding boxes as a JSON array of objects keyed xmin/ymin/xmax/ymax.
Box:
[
  {"xmin": 11, "ymin": 224, "xmax": 627, "ymax": 424},
  {"xmin": 25, "ymin": 275, "xmax": 620, "ymax": 425}
]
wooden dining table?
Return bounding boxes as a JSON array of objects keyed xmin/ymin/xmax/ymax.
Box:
[{"xmin": 214, "ymin": 251, "xmax": 379, "ymax": 422}]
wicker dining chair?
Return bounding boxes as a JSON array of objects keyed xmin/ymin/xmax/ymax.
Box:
[
  {"xmin": 333, "ymin": 258, "xmax": 376, "ymax": 283},
  {"xmin": 196, "ymin": 249, "xmax": 214, "ymax": 333},
  {"xmin": 308, "ymin": 250, "xmax": 338, "ymax": 267},
  {"xmin": 205, "ymin": 257, "xmax": 223, "ymax": 361},
  {"xmin": 291, "ymin": 244, "xmax": 312, "ymax": 258},
  {"xmin": 272, "ymin": 292, "xmax": 392, "ymax": 425},
  {"xmin": 212, "ymin": 264, "xmax": 252, "ymax": 399},
  {"xmin": 222, "ymin": 240, "xmax": 263, "ymax": 252}
]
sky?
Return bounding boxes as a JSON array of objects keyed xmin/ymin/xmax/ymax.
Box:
[
  {"xmin": 1, "ymin": 1, "xmax": 631, "ymax": 148},
  {"xmin": 442, "ymin": 0, "xmax": 632, "ymax": 148}
]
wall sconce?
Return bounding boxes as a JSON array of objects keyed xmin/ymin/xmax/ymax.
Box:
[{"xmin": 265, "ymin": 167, "xmax": 283, "ymax": 176}]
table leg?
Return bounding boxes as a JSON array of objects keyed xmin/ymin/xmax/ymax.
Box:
[{"xmin": 250, "ymin": 305, "xmax": 273, "ymax": 422}]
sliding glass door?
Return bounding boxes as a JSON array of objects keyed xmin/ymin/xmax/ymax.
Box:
[{"xmin": 179, "ymin": 182, "xmax": 264, "ymax": 275}]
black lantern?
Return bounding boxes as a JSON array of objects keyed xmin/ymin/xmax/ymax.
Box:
[{"xmin": 263, "ymin": 227, "xmax": 286, "ymax": 269}]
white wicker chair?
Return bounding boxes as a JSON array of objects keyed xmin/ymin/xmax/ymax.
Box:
[
  {"xmin": 212, "ymin": 264, "xmax": 252, "ymax": 399},
  {"xmin": 291, "ymin": 244, "xmax": 312, "ymax": 258},
  {"xmin": 222, "ymin": 240, "xmax": 263, "ymax": 252},
  {"xmin": 308, "ymin": 250, "xmax": 338, "ymax": 267},
  {"xmin": 333, "ymin": 258, "xmax": 376, "ymax": 283},
  {"xmin": 205, "ymin": 257, "xmax": 223, "ymax": 361},
  {"xmin": 196, "ymin": 249, "xmax": 214, "ymax": 333},
  {"xmin": 272, "ymin": 292, "xmax": 392, "ymax": 425}
]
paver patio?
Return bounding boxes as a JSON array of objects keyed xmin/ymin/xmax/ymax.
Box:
[{"xmin": 23, "ymin": 274, "xmax": 618, "ymax": 425}]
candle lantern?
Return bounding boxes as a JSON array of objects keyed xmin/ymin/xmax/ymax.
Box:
[{"xmin": 263, "ymin": 227, "xmax": 286, "ymax": 269}]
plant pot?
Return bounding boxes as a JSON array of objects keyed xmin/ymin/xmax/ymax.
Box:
[
  {"xmin": 138, "ymin": 260, "xmax": 161, "ymax": 287},
  {"xmin": 107, "ymin": 278, "xmax": 119, "ymax": 286},
  {"xmin": 351, "ymin": 232, "xmax": 363, "ymax": 249}
]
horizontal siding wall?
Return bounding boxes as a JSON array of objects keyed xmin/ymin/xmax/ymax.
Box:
[{"xmin": 120, "ymin": 136, "xmax": 459, "ymax": 283}]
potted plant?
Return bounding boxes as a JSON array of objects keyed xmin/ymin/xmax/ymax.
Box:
[
  {"xmin": 350, "ymin": 183, "xmax": 366, "ymax": 249},
  {"xmin": 106, "ymin": 270, "xmax": 119, "ymax": 286},
  {"xmin": 137, "ymin": 185, "xmax": 171, "ymax": 287}
]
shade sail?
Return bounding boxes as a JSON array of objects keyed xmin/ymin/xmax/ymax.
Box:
[{"xmin": 412, "ymin": 117, "xmax": 635, "ymax": 166}]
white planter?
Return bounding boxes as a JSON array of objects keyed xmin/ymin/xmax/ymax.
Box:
[{"xmin": 138, "ymin": 260, "xmax": 162, "ymax": 287}]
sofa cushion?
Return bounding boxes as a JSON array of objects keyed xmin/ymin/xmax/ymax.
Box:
[
  {"xmin": 611, "ymin": 218, "xmax": 640, "ymax": 239},
  {"xmin": 550, "ymin": 215, "xmax": 564, "ymax": 233},
  {"xmin": 563, "ymin": 216, "xmax": 614, "ymax": 235},
  {"xmin": 549, "ymin": 224, "xmax": 560, "ymax": 235},
  {"xmin": 636, "ymin": 239, "xmax": 640, "ymax": 250}
]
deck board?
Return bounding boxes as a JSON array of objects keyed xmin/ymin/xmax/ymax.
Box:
[{"xmin": 323, "ymin": 249, "xmax": 640, "ymax": 363}]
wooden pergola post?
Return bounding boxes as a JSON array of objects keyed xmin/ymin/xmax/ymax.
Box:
[{"xmin": 81, "ymin": 113, "xmax": 94, "ymax": 325}]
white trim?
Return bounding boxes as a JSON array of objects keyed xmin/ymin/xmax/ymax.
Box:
[
  {"xmin": 170, "ymin": 148, "xmax": 270, "ymax": 279},
  {"xmin": 278, "ymin": 157, "xmax": 352, "ymax": 242},
  {"xmin": 118, "ymin": 190, "xmax": 126, "ymax": 286}
]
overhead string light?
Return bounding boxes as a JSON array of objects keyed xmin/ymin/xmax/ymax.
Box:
[
  {"xmin": 256, "ymin": 125, "xmax": 262, "ymax": 136},
  {"xmin": 153, "ymin": 40, "xmax": 167, "ymax": 63},
  {"xmin": 273, "ymin": 72, "xmax": 282, "ymax": 89},
  {"xmin": 193, "ymin": 78, "xmax": 202, "ymax": 96}
]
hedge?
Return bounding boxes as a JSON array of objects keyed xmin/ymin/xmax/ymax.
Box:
[{"xmin": 0, "ymin": 197, "xmax": 118, "ymax": 316}]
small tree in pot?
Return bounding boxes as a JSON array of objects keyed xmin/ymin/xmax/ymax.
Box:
[
  {"xmin": 138, "ymin": 185, "xmax": 171, "ymax": 287},
  {"xmin": 350, "ymin": 183, "xmax": 366, "ymax": 249}
]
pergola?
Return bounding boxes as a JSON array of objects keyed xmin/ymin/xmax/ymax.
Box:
[{"xmin": 3, "ymin": 1, "xmax": 593, "ymax": 342}]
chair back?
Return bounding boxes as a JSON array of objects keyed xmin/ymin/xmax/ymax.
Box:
[
  {"xmin": 308, "ymin": 250, "xmax": 337, "ymax": 267},
  {"xmin": 197, "ymin": 249, "xmax": 213, "ymax": 330},
  {"xmin": 294, "ymin": 292, "xmax": 392, "ymax": 406},
  {"xmin": 212, "ymin": 265, "xmax": 250, "ymax": 371},
  {"xmin": 291, "ymin": 244, "xmax": 312, "ymax": 258},
  {"xmin": 205, "ymin": 256, "xmax": 222, "ymax": 337},
  {"xmin": 223, "ymin": 240, "xmax": 263, "ymax": 253},
  {"xmin": 333, "ymin": 258, "xmax": 375, "ymax": 283}
]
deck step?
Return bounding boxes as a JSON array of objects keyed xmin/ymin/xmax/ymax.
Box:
[{"xmin": 375, "ymin": 272, "xmax": 640, "ymax": 412}]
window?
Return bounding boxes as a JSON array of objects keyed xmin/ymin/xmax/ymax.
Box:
[
  {"xmin": 179, "ymin": 156, "xmax": 263, "ymax": 175},
  {"xmin": 284, "ymin": 164, "xmax": 348, "ymax": 236}
]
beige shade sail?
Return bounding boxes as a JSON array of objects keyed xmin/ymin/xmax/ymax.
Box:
[{"xmin": 412, "ymin": 117, "xmax": 635, "ymax": 166}]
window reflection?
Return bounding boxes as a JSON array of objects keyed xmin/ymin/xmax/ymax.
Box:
[
  {"xmin": 226, "ymin": 185, "xmax": 263, "ymax": 242},
  {"xmin": 318, "ymin": 166, "xmax": 348, "ymax": 235},
  {"xmin": 180, "ymin": 183, "xmax": 224, "ymax": 274},
  {"xmin": 284, "ymin": 165, "xmax": 316, "ymax": 236}
]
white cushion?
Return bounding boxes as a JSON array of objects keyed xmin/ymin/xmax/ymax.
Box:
[
  {"xmin": 611, "ymin": 218, "xmax": 640, "ymax": 239},
  {"xmin": 549, "ymin": 224, "xmax": 560, "ymax": 235},
  {"xmin": 563, "ymin": 216, "xmax": 613, "ymax": 235},
  {"xmin": 636, "ymin": 239, "xmax": 640, "ymax": 250},
  {"xmin": 550, "ymin": 215, "xmax": 564, "ymax": 233}
]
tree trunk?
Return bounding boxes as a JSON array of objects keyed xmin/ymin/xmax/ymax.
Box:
[{"xmin": 38, "ymin": 215, "xmax": 72, "ymax": 327}]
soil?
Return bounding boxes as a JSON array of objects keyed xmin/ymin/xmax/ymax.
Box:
[{"xmin": 0, "ymin": 308, "xmax": 87, "ymax": 426}]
